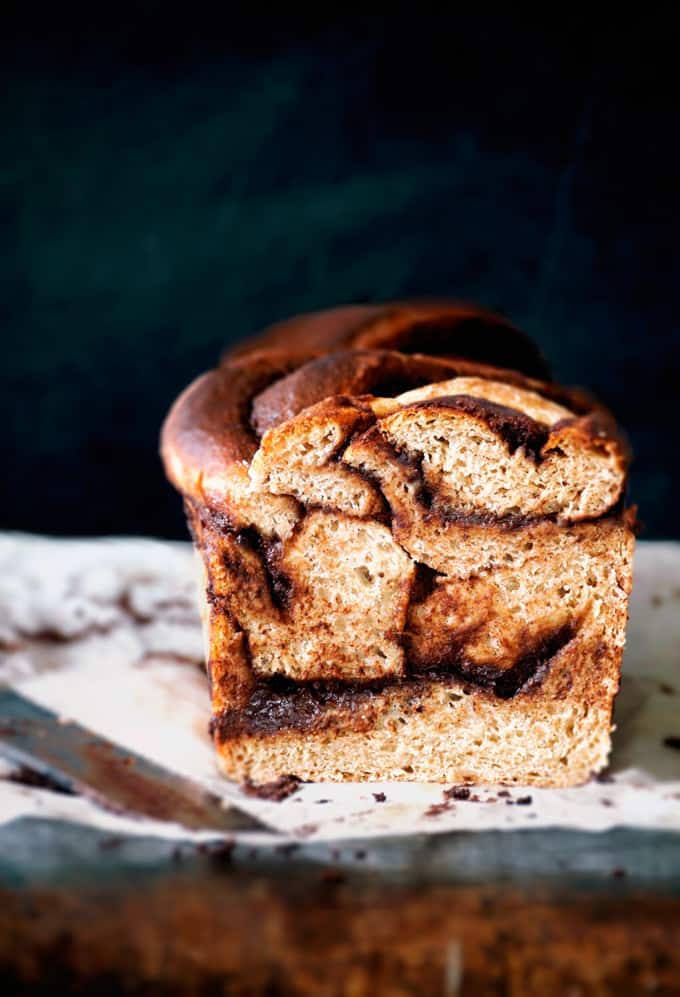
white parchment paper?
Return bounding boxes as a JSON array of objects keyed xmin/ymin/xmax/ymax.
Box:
[{"xmin": 0, "ymin": 533, "xmax": 678, "ymax": 843}]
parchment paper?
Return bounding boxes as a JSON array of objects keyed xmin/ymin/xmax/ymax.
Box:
[{"xmin": 1, "ymin": 533, "xmax": 678, "ymax": 843}]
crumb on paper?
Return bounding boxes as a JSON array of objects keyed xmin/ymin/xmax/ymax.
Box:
[
  {"xmin": 294, "ymin": 823, "xmax": 319, "ymax": 838},
  {"xmin": 445, "ymin": 786, "xmax": 471, "ymax": 801},
  {"xmin": 241, "ymin": 774, "xmax": 302, "ymax": 802},
  {"xmin": 424, "ymin": 802, "xmax": 453, "ymax": 818}
]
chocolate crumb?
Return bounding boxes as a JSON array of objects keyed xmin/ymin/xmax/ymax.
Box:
[
  {"xmin": 241, "ymin": 774, "xmax": 301, "ymax": 802},
  {"xmin": 470, "ymin": 794, "xmax": 482, "ymax": 803},
  {"xmin": 651, "ymin": 594, "xmax": 664, "ymax": 608},
  {"xmin": 612, "ymin": 867, "xmax": 627, "ymax": 879},
  {"xmin": 295, "ymin": 823, "xmax": 318, "ymax": 838},
  {"xmin": 505, "ymin": 800, "xmax": 514, "ymax": 806},
  {"xmin": 372, "ymin": 792, "xmax": 386, "ymax": 803},
  {"xmin": 601, "ymin": 798, "xmax": 614, "ymax": 807},
  {"xmin": 445, "ymin": 785, "xmax": 471, "ymax": 801},
  {"xmin": 485, "ymin": 797, "xmax": 498, "ymax": 804},
  {"xmin": 497, "ymin": 790, "xmax": 511, "ymax": 798},
  {"xmin": 663, "ymin": 737, "xmax": 680, "ymax": 750},
  {"xmin": 424, "ymin": 802, "xmax": 452, "ymax": 818},
  {"xmin": 315, "ymin": 799, "xmax": 331, "ymax": 805},
  {"xmin": 516, "ymin": 795, "xmax": 533, "ymax": 806},
  {"xmin": 354, "ymin": 849, "xmax": 366, "ymax": 860},
  {"xmin": 595, "ymin": 772, "xmax": 614, "ymax": 784}
]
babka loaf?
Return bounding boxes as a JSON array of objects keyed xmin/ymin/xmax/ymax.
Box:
[{"xmin": 161, "ymin": 301, "xmax": 635, "ymax": 787}]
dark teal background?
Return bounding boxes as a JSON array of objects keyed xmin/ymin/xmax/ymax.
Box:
[{"xmin": 2, "ymin": 11, "xmax": 678, "ymax": 538}]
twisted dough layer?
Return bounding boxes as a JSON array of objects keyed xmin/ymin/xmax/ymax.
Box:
[{"xmin": 162, "ymin": 300, "xmax": 628, "ymax": 520}]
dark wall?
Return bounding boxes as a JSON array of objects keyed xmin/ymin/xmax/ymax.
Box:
[{"xmin": 2, "ymin": 10, "xmax": 678, "ymax": 538}]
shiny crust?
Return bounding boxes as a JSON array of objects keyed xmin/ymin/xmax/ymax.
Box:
[
  {"xmin": 162, "ymin": 301, "xmax": 630, "ymax": 512},
  {"xmin": 223, "ymin": 299, "xmax": 551, "ymax": 375},
  {"xmin": 162, "ymin": 354, "xmax": 299, "ymax": 505}
]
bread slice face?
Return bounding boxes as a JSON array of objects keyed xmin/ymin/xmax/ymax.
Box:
[
  {"xmin": 201, "ymin": 508, "xmax": 632, "ymax": 787},
  {"xmin": 164, "ymin": 303, "xmax": 635, "ymax": 787}
]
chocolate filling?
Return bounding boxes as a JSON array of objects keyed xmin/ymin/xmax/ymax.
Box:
[
  {"xmin": 454, "ymin": 623, "xmax": 575, "ymax": 699},
  {"xmin": 407, "ymin": 394, "xmax": 554, "ymax": 463},
  {"xmin": 410, "ymin": 562, "xmax": 444, "ymax": 605},
  {"xmin": 231, "ymin": 527, "xmax": 293, "ymax": 613},
  {"xmin": 343, "ymin": 425, "xmax": 557, "ymax": 531},
  {"xmin": 210, "ymin": 623, "xmax": 576, "ymax": 739}
]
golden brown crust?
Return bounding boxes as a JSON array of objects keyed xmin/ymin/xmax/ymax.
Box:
[
  {"xmin": 161, "ymin": 354, "xmax": 299, "ymax": 499},
  {"xmin": 162, "ymin": 302, "xmax": 630, "ymax": 512},
  {"xmin": 223, "ymin": 299, "xmax": 551, "ymax": 376}
]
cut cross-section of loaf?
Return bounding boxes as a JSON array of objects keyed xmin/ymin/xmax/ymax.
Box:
[{"xmin": 161, "ymin": 300, "xmax": 635, "ymax": 787}]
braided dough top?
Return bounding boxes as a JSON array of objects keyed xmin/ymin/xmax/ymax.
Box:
[{"xmin": 161, "ymin": 300, "xmax": 628, "ymax": 534}]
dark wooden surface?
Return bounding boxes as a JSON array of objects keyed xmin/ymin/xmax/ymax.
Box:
[{"xmin": 2, "ymin": 818, "xmax": 680, "ymax": 994}]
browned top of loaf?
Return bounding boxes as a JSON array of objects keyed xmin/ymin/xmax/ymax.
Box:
[
  {"xmin": 223, "ymin": 299, "xmax": 549, "ymax": 375},
  {"xmin": 160, "ymin": 300, "xmax": 629, "ymax": 508}
]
